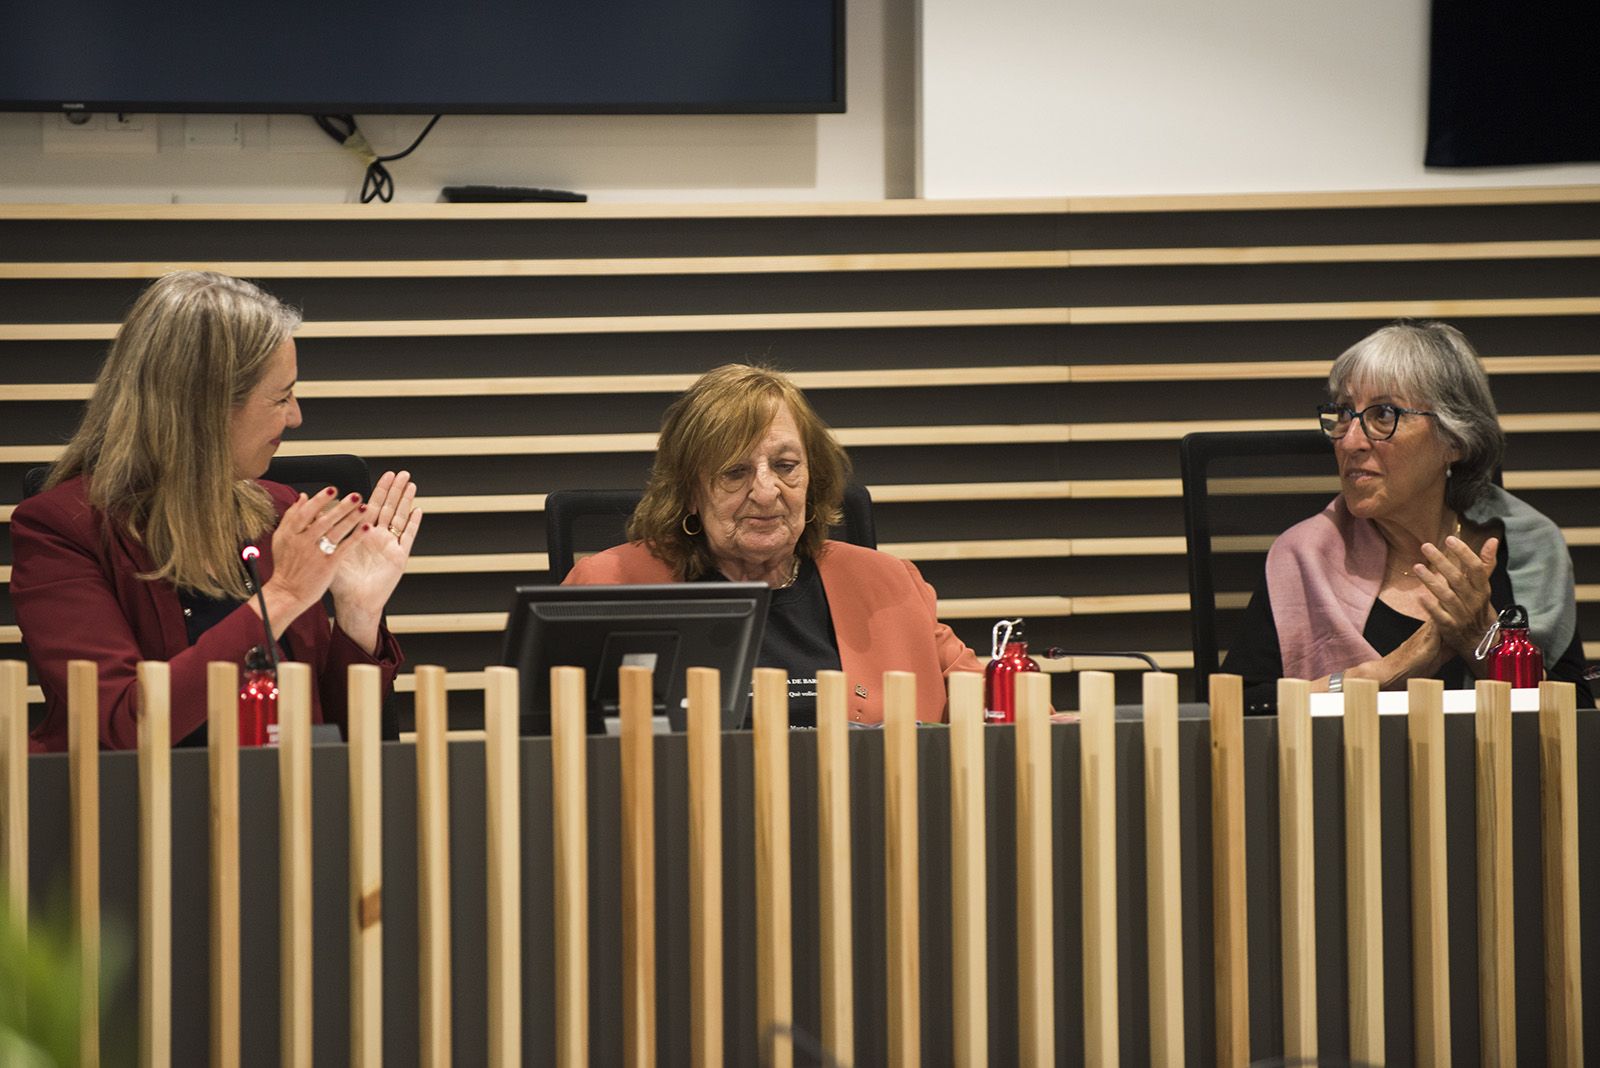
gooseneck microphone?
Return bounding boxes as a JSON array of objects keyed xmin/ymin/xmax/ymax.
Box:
[
  {"xmin": 1042, "ymin": 647, "xmax": 1161, "ymax": 672},
  {"xmin": 239, "ymin": 545, "xmax": 279, "ymax": 676}
]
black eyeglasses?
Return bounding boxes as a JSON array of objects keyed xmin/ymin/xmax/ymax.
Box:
[{"xmin": 1317, "ymin": 402, "xmax": 1437, "ymax": 441}]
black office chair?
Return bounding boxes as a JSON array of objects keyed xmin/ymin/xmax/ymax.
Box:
[
  {"xmin": 23, "ymin": 454, "xmax": 372, "ymax": 502},
  {"xmin": 546, "ymin": 483, "xmax": 878, "ymax": 582},
  {"xmin": 1179, "ymin": 430, "xmax": 1334, "ymax": 702}
]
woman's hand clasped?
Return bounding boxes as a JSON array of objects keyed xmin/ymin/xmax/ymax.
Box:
[{"xmin": 1414, "ymin": 534, "xmax": 1499, "ymax": 662}]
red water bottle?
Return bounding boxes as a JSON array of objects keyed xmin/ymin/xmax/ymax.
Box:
[
  {"xmin": 1484, "ymin": 604, "xmax": 1544, "ymax": 687},
  {"xmin": 985, "ymin": 618, "xmax": 1041, "ymax": 724},
  {"xmin": 238, "ymin": 645, "xmax": 279, "ymax": 747}
]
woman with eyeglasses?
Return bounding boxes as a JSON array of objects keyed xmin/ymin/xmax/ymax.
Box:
[{"xmin": 1222, "ymin": 321, "xmax": 1593, "ymax": 711}]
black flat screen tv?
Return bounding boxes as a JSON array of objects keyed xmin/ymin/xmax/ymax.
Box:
[
  {"xmin": 0, "ymin": 0, "xmax": 843, "ymax": 115},
  {"xmin": 502, "ymin": 582, "xmax": 769, "ymax": 735}
]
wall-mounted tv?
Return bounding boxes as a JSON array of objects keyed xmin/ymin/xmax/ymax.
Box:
[{"xmin": 0, "ymin": 0, "xmax": 843, "ymax": 115}]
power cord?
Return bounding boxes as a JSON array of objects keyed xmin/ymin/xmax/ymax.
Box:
[{"xmin": 312, "ymin": 114, "xmax": 442, "ymax": 203}]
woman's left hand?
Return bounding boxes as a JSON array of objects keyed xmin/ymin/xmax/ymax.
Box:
[
  {"xmin": 329, "ymin": 471, "xmax": 422, "ymax": 654},
  {"xmin": 1415, "ymin": 534, "xmax": 1499, "ymax": 662}
]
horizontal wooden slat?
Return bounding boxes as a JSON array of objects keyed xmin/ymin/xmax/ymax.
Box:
[
  {"xmin": 1071, "ymin": 297, "xmax": 1600, "ymax": 326},
  {"xmin": 6, "ymin": 412, "xmax": 1596, "ymax": 464},
  {"xmin": 0, "ymin": 252, "xmax": 1071, "ymax": 280},
  {"xmin": 1071, "ymin": 240, "xmax": 1600, "ymax": 267},
  {"xmin": 404, "ymin": 553, "xmax": 546, "ymax": 575},
  {"xmin": 7, "ymin": 472, "xmax": 1599, "ymax": 526},
  {"xmin": 7, "ymin": 296, "xmax": 1600, "ymax": 344},
  {"xmin": 7, "ymin": 355, "xmax": 1596, "ymax": 404},
  {"xmin": 9, "ymin": 238, "xmax": 1600, "ymax": 282},
  {"xmin": 3, "ymin": 185, "xmax": 1597, "ymax": 223}
]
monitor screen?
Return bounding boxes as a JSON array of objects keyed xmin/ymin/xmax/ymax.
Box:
[
  {"xmin": 0, "ymin": 0, "xmax": 843, "ymax": 114},
  {"xmin": 501, "ymin": 582, "xmax": 769, "ymax": 734}
]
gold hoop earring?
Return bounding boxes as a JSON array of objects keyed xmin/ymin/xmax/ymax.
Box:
[
  {"xmin": 681, "ymin": 513, "xmax": 702, "ymax": 536},
  {"xmin": 804, "ymin": 512, "xmax": 815, "ymax": 524}
]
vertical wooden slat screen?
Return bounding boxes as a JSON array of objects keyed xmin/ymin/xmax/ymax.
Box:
[
  {"xmin": 1341, "ymin": 677, "xmax": 1383, "ymax": 1061},
  {"xmin": 883, "ymin": 670, "xmax": 921, "ymax": 1067},
  {"xmin": 482, "ymin": 665, "xmax": 521, "ymax": 1068},
  {"xmin": 1475, "ymin": 679, "xmax": 1516, "ymax": 1063},
  {"xmin": 276, "ymin": 660, "xmax": 313, "ymax": 1068},
  {"xmin": 206, "ymin": 662, "xmax": 241, "ymax": 1068},
  {"xmin": 1208, "ymin": 673, "xmax": 1249, "ymax": 1066},
  {"xmin": 1014, "ymin": 670, "xmax": 1054, "ymax": 1065},
  {"xmin": 550, "ymin": 665, "xmax": 589, "ymax": 1068},
  {"xmin": 1539, "ymin": 680, "xmax": 1583, "ymax": 1066},
  {"xmin": 347, "ymin": 664, "xmax": 384, "ymax": 1068},
  {"xmin": 752, "ymin": 667, "xmax": 794, "ymax": 1068},
  {"xmin": 136, "ymin": 661, "xmax": 171, "ymax": 1068},
  {"xmin": 414, "ymin": 664, "xmax": 453, "ymax": 1067},
  {"xmin": 685, "ymin": 667, "xmax": 724, "ymax": 1068},
  {"xmin": 815, "ymin": 670, "xmax": 853, "ymax": 1064},
  {"xmin": 1141, "ymin": 671, "xmax": 1183, "ymax": 1067},
  {"xmin": 946, "ymin": 671, "xmax": 987, "ymax": 1068},
  {"xmin": 1276, "ymin": 677, "xmax": 1316, "ymax": 1059},
  {"xmin": 0, "ymin": 659, "xmax": 26, "ymax": 941},
  {"xmin": 1079, "ymin": 669, "xmax": 1118, "ymax": 1064},
  {"xmin": 1406, "ymin": 678, "xmax": 1450, "ymax": 1065},
  {"xmin": 619, "ymin": 665, "xmax": 657, "ymax": 1068},
  {"xmin": 68, "ymin": 658, "xmax": 100, "ymax": 1067}
]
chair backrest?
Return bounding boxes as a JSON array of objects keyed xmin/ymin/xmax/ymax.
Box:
[
  {"xmin": 1179, "ymin": 430, "xmax": 1334, "ymax": 701},
  {"xmin": 22, "ymin": 454, "xmax": 372, "ymax": 502},
  {"xmin": 546, "ymin": 482, "xmax": 878, "ymax": 583}
]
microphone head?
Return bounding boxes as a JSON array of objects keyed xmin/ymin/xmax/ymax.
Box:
[{"xmin": 241, "ymin": 545, "xmax": 261, "ymax": 562}]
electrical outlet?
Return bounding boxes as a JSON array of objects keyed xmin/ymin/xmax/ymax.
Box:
[
  {"xmin": 43, "ymin": 112, "xmax": 159, "ymax": 154},
  {"xmin": 184, "ymin": 115, "xmax": 242, "ymax": 151}
]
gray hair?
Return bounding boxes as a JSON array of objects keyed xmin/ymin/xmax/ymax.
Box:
[{"xmin": 1327, "ymin": 321, "xmax": 1504, "ymax": 511}]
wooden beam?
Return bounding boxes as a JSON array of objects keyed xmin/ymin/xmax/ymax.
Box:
[
  {"xmin": 1277, "ymin": 677, "xmax": 1317, "ymax": 1059},
  {"xmin": 1342, "ymin": 678, "xmax": 1384, "ymax": 1062},
  {"xmin": 1476, "ymin": 680, "xmax": 1516, "ymax": 1063},
  {"xmin": 1015, "ymin": 671, "xmax": 1055, "ymax": 1066},
  {"xmin": 883, "ymin": 671, "xmax": 921, "ymax": 1067},
  {"xmin": 483, "ymin": 666, "xmax": 521, "ymax": 1068},
  {"xmin": 347, "ymin": 665, "xmax": 384, "ymax": 1068},
  {"xmin": 815, "ymin": 671, "xmax": 854, "ymax": 1065},
  {"xmin": 752, "ymin": 668, "xmax": 794, "ymax": 1068},
  {"xmin": 1079, "ymin": 670, "xmax": 1119, "ymax": 1064},
  {"xmin": 137, "ymin": 662, "xmax": 172, "ymax": 1068},
  {"xmin": 1209, "ymin": 674, "xmax": 1249, "ymax": 1067},
  {"xmin": 207, "ymin": 662, "xmax": 241, "ymax": 1068},
  {"xmin": 619, "ymin": 665, "xmax": 657, "ymax": 1068},
  {"xmin": 1539, "ymin": 681, "xmax": 1584, "ymax": 1067},
  {"xmin": 686, "ymin": 667, "xmax": 724, "ymax": 1068},
  {"xmin": 414, "ymin": 665, "xmax": 454, "ymax": 1068},
  {"xmin": 1407, "ymin": 679, "xmax": 1451, "ymax": 1066},
  {"xmin": 277, "ymin": 661, "xmax": 314, "ymax": 1068},
  {"xmin": 551, "ymin": 666, "xmax": 589, "ymax": 1068},
  {"xmin": 947, "ymin": 671, "xmax": 986, "ymax": 1067},
  {"xmin": 1142, "ymin": 671, "xmax": 1184, "ymax": 1067},
  {"xmin": 68, "ymin": 659, "xmax": 100, "ymax": 1067}
]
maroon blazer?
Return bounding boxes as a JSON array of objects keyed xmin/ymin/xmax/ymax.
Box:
[
  {"xmin": 565, "ymin": 540, "xmax": 982, "ymax": 724},
  {"xmin": 11, "ymin": 476, "xmax": 402, "ymax": 751}
]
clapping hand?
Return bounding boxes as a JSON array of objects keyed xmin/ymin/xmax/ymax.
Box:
[
  {"xmin": 329, "ymin": 470, "xmax": 422, "ymax": 653},
  {"xmin": 1414, "ymin": 534, "xmax": 1499, "ymax": 662}
]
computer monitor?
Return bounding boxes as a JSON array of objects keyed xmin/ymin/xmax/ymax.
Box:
[{"xmin": 501, "ymin": 583, "xmax": 770, "ymax": 734}]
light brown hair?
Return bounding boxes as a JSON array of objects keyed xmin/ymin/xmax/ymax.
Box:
[
  {"xmin": 49, "ymin": 271, "xmax": 301, "ymax": 598},
  {"xmin": 628, "ymin": 363, "xmax": 851, "ymax": 579}
]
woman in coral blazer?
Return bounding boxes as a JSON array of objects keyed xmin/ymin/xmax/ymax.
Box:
[{"xmin": 564, "ymin": 363, "xmax": 980, "ymax": 725}]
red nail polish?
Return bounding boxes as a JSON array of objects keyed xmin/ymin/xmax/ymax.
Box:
[
  {"xmin": 359, "ymin": 504, "xmax": 368, "ymax": 512},
  {"xmin": 362, "ymin": 523, "xmax": 372, "ymax": 531},
  {"xmin": 325, "ymin": 487, "xmax": 336, "ymax": 495}
]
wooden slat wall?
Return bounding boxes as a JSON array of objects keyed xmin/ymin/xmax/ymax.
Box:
[{"xmin": 2, "ymin": 189, "xmax": 1598, "ymax": 724}]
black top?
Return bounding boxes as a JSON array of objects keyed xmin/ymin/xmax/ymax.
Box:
[
  {"xmin": 703, "ymin": 556, "xmax": 841, "ymax": 727},
  {"xmin": 1222, "ymin": 535, "xmax": 1595, "ymax": 713}
]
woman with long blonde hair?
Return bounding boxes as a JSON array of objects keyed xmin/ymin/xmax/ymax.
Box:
[{"xmin": 12, "ymin": 271, "xmax": 422, "ymax": 750}]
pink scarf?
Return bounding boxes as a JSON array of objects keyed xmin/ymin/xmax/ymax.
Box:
[{"xmin": 1264, "ymin": 496, "xmax": 1388, "ymax": 680}]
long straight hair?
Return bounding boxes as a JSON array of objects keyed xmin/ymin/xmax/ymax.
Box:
[{"xmin": 49, "ymin": 271, "xmax": 301, "ymax": 598}]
